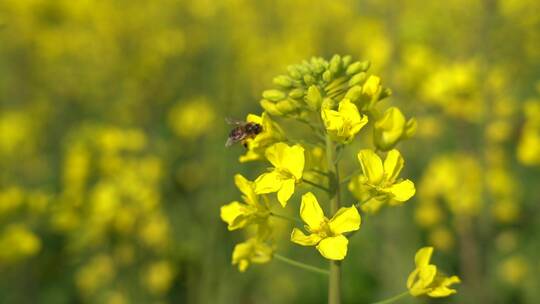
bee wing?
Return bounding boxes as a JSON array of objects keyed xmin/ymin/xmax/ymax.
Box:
[
  {"xmin": 225, "ymin": 117, "xmax": 245, "ymax": 126},
  {"xmin": 225, "ymin": 137, "xmax": 235, "ymax": 147}
]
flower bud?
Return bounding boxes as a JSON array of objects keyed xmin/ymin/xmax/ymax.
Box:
[
  {"xmin": 303, "ymin": 74, "xmax": 316, "ymax": 85},
  {"xmin": 329, "ymin": 55, "xmax": 342, "ymax": 74},
  {"xmin": 260, "ymin": 99, "xmax": 283, "ymax": 116},
  {"xmin": 373, "ymin": 107, "xmax": 415, "ymax": 151},
  {"xmin": 348, "ymin": 72, "xmax": 367, "ymax": 86},
  {"xmin": 288, "ymin": 88, "xmax": 304, "ymax": 99},
  {"xmin": 346, "ymin": 62, "xmax": 363, "ymax": 75},
  {"xmin": 305, "ymin": 85, "xmax": 322, "ymax": 110},
  {"xmin": 273, "ymin": 75, "xmax": 293, "ymax": 88},
  {"xmin": 262, "ymin": 90, "xmax": 285, "ymax": 101},
  {"xmin": 287, "ymin": 65, "xmax": 302, "ymax": 79},
  {"xmin": 344, "ymin": 86, "xmax": 362, "ymax": 102},
  {"xmin": 362, "ymin": 75, "xmax": 381, "ymax": 97},
  {"xmin": 275, "ymin": 99, "xmax": 297, "ymax": 114},
  {"xmin": 322, "ymin": 70, "xmax": 333, "ymax": 82}
]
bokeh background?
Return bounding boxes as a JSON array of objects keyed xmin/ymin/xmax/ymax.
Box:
[{"xmin": 1, "ymin": 0, "xmax": 539, "ymax": 303}]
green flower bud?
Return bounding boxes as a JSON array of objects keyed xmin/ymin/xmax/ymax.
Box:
[
  {"xmin": 346, "ymin": 62, "xmax": 363, "ymax": 75},
  {"xmin": 273, "ymin": 75, "xmax": 293, "ymax": 88},
  {"xmin": 304, "ymin": 74, "xmax": 316, "ymax": 85},
  {"xmin": 289, "ymin": 88, "xmax": 304, "ymax": 99},
  {"xmin": 305, "ymin": 85, "xmax": 322, "ymax": 110},
  {"xmin": 276, "ymin": 99, "xmax": 297, "ymax": 113},
  {"xmin": 359, "ymin": 61, "xmax": 371, "ymax": 71},
  {"xmin": 329, "ymin": 55, "xmax": 342, "ymax": 74},
  {"xmin": 344, "ymin": 86, "xmax": 363, "ymax": 102},
  {"xmin": 263, "ymin": 89, "xmax": 286, "ymax": 101},
  {"xmin": 287, "ymin": 66, "xmax": 302, "ymax": 79},
  {"xmin": 322, "ymin": 70, "xmax": 333, "ymax": 82},
  {"xmin": 380, "ymin": 88, "xmax": 392, "ymax": 99},
  {"xmin": 260, "ymin": 99, "xmax": 283, "ymax": 116},
  {"xmin": 405, "ymin": 118, "xmax": 417, "ymax": 138},
  {"xmin": 342, "ymin": 55, "xmax": 352, "ymax": 68},
  {"xmin": 349, "ymin": 72, "xmax": 367, "ymax": 86}
]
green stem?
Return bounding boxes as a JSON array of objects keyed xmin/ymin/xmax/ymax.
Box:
[
  {"xmin": 269, "ymin": 212, "xmax": 303, "ymax": 225},
  {"xmin": 326, "ymin": 135, "xmax": 341, "ymax": 304},
  {"xmin": 303, "ymin": 178, "xmax": 331, "ymax": 193},
  {"xmin": 274, "ymin": 253, "xmax": 329, "ymax": 276},
  {"xmin": 369, "ymin": 291, "xmax": 410, "ymax": 304}
]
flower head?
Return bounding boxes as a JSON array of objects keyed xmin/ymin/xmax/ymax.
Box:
[
  {"xmin": 322, "ymin": 99, "xmax": 368, "ymax": 143},
  {"xmin": 232, "ymin": 238, "xmax": 273, "ymax": 272},
  {"xmin": 373, "ymin": 107, "xmax": 417, "ymax": 151},
  {"xmin": 220, "ymin": 174, "xmax": 269, "ymax": 230},
  {"xmin": 290, "ymin": 192, "xmax": 360, "ymax": 260},
  {"xmin": 407, "ymin": 247, "xmax": 461, "ymax": 297},
  {"xmin": 239, "ymin": 112, "xmax": 286, "ymax": 163},
  {"xmin": 349, "ymin": 149, "xmax": 415, "ymax": 213},
  {"xmin": 254, "ymin": 143, "xmax": 304, "ymax": 207}
]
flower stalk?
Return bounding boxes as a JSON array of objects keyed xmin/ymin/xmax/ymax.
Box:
[
  {"xmin": 326, "ymin": 134, "xmax": 341, "ymax": 304},
  {"xmin": 274, "ymin": 253, "xmax": 329, "ymax": 276},
  {"xmin": 370, "ymin": 291, "xmax": 409, "ymax": 304}
]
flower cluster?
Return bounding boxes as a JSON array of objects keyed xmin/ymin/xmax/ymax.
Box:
[{"xmin": 220, "ymin": 55, "xmax": 459, "ymax": 301}]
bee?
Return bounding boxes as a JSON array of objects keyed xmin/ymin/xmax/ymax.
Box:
[{"xmin": 225, "ymin": 118, "xmax": 263, "ymax": 148}]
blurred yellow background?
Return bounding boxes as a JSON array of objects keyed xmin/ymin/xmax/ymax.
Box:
[{"xmin": 1, "ymin": 0, "xmax": 539, "ymax": 303}]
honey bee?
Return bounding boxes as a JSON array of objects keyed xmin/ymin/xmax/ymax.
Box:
[{"xmin": 225, "ymin": 118, "xmax": 263, "ymax": 148}]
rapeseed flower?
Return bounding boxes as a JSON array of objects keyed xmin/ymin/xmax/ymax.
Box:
[
  {"xmin": 321, "ymin": 98, "xmax": 368, "ymax": 143},
  {"xmin": 254, "ymin": 143, "xmax": 304, "ymax": 207},
  {"xmin": 232, "ymin": 238, "xmax": 273, "ymax": 272},
  {"xmin": 220, "ymin": 174, "xmax": 269, "ymax": 230},
  {"xmin": 407, "ymin": 247, "xmax": 460, "ymax": 297},
  {"xmin": 373, "ymin": 107, "xmax": 417, "ymax": 151},
  {"xmin": 349, "ymin": 149, "xmax": 415, "ymax": 213},
  {"xmin": 290, "ymin": 192, "xmax": 360, "ymax": 260}
]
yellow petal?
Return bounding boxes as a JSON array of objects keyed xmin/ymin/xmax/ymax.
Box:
[
  {"xmin": 383, "ymin": 149, "xmax": 404, "ymax": 183},
  {"xmin": 234, "ymin": 174, "xmax": 257, "ymax": 205},
  {"xmin": 374, "ymin": 107, "xmax": 406, "ymax": 151},
  {"xmin": 427, "ymin": 275, "xmax": 460, "ymax": 298},
  {"xmin": 277, "ymin": 178, "xmax": 295, "ymax": 207},
  {"xmin": 281, "ymin": 144, "xmax": 305, "ymax": 180},
  {"xmin": 408, "ymin": 265, "xmax": 437, "ymax": 296},
  {"xmin": 254, "ymin": 171, "xmax": 282, "ymax": 194},
  {"xmin": 362, "ymin": 75, "xmax": 381, "ymax": 96},
  {"xmin": 316, "ymin": 235, "xmax": 349, "ymax": 260},
  {"xmin": 321, "ymin": 108, "xmax": 344, "ymax": 131},
  {"xmin": 388, "ymin": 180, "xmax": 415, "ymax": 202},
  {"xmin": 328, "ymin": 205, "xmax": 361, "ymax": 234},
  {"xmin": 246, "ymin": 113, "xmax": 262, "ymax": 124},
  {"xmin": 220, "ymin": 202, "xmax": 250, "ymax": 230},
  {"xmin": 290, "ymin": 228, "xmax": 322, "ymax": 246},
  {"xmin": 357, "ymin": 149, "xmax": 384, "ymax": 184},
  {"xmin": 299, "ymin": 192, "xmax": 325, "ymax": 230},
  {"xmin": 415, "ymin": 247, "xmax": 434, "ymax": 267},
  {"xmin": 264, "ymin": 142, "xmax": 288, "ymax": 169}
]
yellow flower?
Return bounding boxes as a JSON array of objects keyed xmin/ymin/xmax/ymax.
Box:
[
  {"xmin": 239, "ymin": 112, "xmax": 286, "ymax": 163},
  {"xmin": 373, "ymin": 107, "xmax": 417, "ymax": 151},
  {"xmin": 168, "ymin": 97, "xmax": 215, "ymax": 139},
  {"xmin": 350, "ymin": 149, "xmax": 415, "ymax": 213},
  {"xmin": 407, "ymin": 247, "xmax": 460, "ymax": 297},
  {"xmin": 290, "ymin": 192, "xmax": 360, "ymax": 260},
  {"xmin": 362, "ymin": 75, "xmax": 382, "ymax": 97},
  {"xmin": 232, "ymin": 238, "xmax": 273, "ymax": 272},
  {"xmin": 254, "ymin": 143, "xmax": 304, "ymax": 207},
  {"xmin": 220, "ymin": 174, "xmax": 269, "ymax": 230},
  {"xmin": 321, "ymin": 98, "xmax": 368, "ymax": 143}
]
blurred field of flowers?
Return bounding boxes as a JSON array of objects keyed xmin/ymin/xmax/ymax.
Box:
[{"xmin": 1, "ymin": 0, "xmax": 539, "ymax": 303}]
